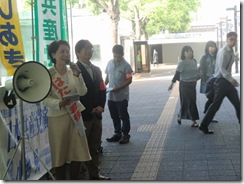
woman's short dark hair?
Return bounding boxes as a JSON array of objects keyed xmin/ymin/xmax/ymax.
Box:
[
  {"xmin": 112, "ymin": 45, "xmax": 124, "ymax": 55},
  {"xmin": 205, "ymin": 41, "xmax": 218, "ymax": 57},
  {"xmin": 48, "ymin": 40, "xmax": 70, "ymax": 64},
  {"xmin": 75, "ymin": 39, "xmax": 93, "ymax": 59},
  {"xmin": 180, "ymin": 45, "xmax": 194, "ymax": 60}
]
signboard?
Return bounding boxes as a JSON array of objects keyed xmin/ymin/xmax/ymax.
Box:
[
  {"xmin": 34, "ymin": 0, "xmax": 68, "ymax": 67},
  {"xmin": 0, "ymin": 101, "xmax": 52, "ymax": 180},
  {"xmin": 0, "ymin": 0, "xmax": 25, "ymax": 76}
]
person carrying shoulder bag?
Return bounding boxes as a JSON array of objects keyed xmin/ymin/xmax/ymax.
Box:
[{"xmin": 199, "ymin": 32, "xmax": 240, "ymax": 134}]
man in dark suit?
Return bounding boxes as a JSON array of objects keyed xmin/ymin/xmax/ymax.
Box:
[{"xmin": 75, "ymin": 39, "xmax": 110, "ymax": 180}]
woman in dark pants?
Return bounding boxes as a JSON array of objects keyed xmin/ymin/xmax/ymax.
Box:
[
  {"xmin": 168, "ymin": 45, "xmax": 200, "ymax": 127},
  {"xmin": 199, "ymin": 41, "xmax": 218, "ymax": 122}
]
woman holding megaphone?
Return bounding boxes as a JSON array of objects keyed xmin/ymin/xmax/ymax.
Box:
[{"xmin": 43, "ymin": 40, "xmax": 91, "ymax": 180}]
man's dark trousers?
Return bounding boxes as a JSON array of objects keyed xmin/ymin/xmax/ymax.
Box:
[{"xmin": 201, "ymin": 78, "xmax": 240, "ymax": 129}]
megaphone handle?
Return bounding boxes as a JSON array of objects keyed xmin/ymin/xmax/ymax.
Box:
[{"xmin": 8, "ymin": 90, "xmax": 12, "ymax": 96}]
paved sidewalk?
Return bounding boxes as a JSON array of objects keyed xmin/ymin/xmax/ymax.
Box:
[{"xmin": 99, "ymin": 64, "xmax": 241, "ymax": 181}]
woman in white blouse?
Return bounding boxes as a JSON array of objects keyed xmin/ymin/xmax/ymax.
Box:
[{"xmin": 43, "ymin": 40, "xmax": 91, "ymax": 180}]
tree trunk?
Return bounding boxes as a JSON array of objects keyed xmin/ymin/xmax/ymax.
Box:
[
  {"xmin": 95, "ymin": 0, "xmax": 120, "ymax": 45},
  {"xmin": 134, "ymin": 5, "xmax": 141, "ymax": 40},
  {"xmin": 111, "ymin": 18, "xmax": 119, "ymax": 45},
  {"xmin": 141, "ymin": 18, "xmax": 148, "ymax": 40}
]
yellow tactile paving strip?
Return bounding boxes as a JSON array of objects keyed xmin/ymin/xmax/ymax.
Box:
[{"xmin": 132, "ymin": 83, "xmax": 179, "ymax": 180}]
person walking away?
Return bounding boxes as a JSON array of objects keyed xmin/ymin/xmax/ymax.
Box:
[
  {"xmin": 75, "ymin": 39, "xmax": 110, "ymax": 180},
  {"xmin": 105, "ymin": 45, "xmax": 133, "ymax": 144},
  {"xmin": 43, "ymin": 40, "xmax": 91, "ymax": 180},
  {"xmin": 136, "ymin": 49, "xmax": 142, "ymax": 73},
  {"xmin": 199, "ymin": 41, "xmax": 218, "ymax": 123},
  {"xmin": 153, "ymin": 49, "xmax": 159, "ymax": 67},
  {"xmin": 168, "ymin": 45, "xmax": 200, "ymax": 127},
  {"xmin": 199, "ymin": 32, "xmax": 240, "ymax": 134}
]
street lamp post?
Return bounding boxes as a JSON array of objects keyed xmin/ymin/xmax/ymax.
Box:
[
  {"xmin": 216, "ymin": 25, "xmax": 219, "ymax": 48},
  {"xmin": 220, "ymin": 21, "xmax": 223, "ymax": 48},
  {"xmin": 217, "ymin": 18, "xmax": 226, "ymax": 48}
]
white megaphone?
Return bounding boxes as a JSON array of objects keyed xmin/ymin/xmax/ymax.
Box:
[
  {"xmin": 2, "ymin": 61, "xmax": 56, "ymax": 181},
  {"xmin": 4, "ymin": 61, "xmax": 52, "ymax": 103}
]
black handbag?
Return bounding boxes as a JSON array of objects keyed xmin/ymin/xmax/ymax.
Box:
[
  {"xmin": 205, "ymin": 77, "xmax": 216, "ymax": 99},
  {"xmin": 205, "ymin": 55, "xmax": 232, "ymax": 99}
]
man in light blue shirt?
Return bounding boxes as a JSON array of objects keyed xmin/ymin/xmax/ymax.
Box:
[
  {"xmin": 105, "ymin": 45, "xmax": 133, "ymax": 144},
  {"xmin": 199, "ymin": 32, "xmax": 240, "ymax": 134}
]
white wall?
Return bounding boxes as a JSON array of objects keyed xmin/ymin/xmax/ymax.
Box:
[{"xmin": 67, "ymin": 9, "xmax": 133, "ymax": 73}]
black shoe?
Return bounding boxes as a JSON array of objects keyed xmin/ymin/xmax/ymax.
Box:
[
  {"xmin": 90, "ymin": 174, "xmax": 111, "ymax": 180},
  {"xmin": 199, "ymin": 125, "xmax": 214, "ymax": 134},
  {"xmin": 211, "ymin": 119, "xmax": 218, "ymax": 123},
  {"xmin": 98, "ymin": 146, "xmax": 103, "ymax": 153},
  {"xmin": 106, "ymin": 134, "xmax": 122, "ymax": 142},
  {"xmin": 177, "ymin": 119, "xmax": 181, "ymax": 125},
  {"xmin": 177, "ymin": 115, "xmax": 181, "ymax": 124},
  {"xmin": 119, "ymin": 135, "xmax": 130, "ymax": 144}
]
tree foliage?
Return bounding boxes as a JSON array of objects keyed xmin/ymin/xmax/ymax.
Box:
[
  {"xmin": 85, "ymin": 0, "xmax": 120, "ymax": 44},
  {"xmin": 119, "ymin": 0, "xmax": 200, "ymax": 36},
  {"xmin": 66, "ymin": 0, "xmax": 80, "ymax": 8},
  {"xmin": 119, "ymin": 0, "xmax": 167, "ymax": 39},
  {"xmin": 22, "ymin": 0, "xmax": 201, "ymax": 41},
  {"xmin": 145, "ymin": 0, "xmax": 201, "ymax": 34}
]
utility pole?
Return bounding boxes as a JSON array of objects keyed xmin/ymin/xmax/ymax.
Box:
[
  {"xmin": 226, "ymin": 5, "xmax": 239, "ymax": 73},
  {"xmin": 218, "ymin": 18, "xmax": 226, "ymax": 48},
  {"xmin": 220, "ymin": 21, "xmax": 223, "ymax": 48},
  {"xmin": 216, "ymin": 25, "xmax": 219, "ymax": 48},
  {"xmin": 233, "ymin": 5, "xmax": 238, "ymax": 73}
]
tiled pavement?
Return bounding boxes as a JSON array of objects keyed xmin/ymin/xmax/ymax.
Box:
[{"xmin": 99, "ymin": 64, "xmax": 241, "ymax": 181}]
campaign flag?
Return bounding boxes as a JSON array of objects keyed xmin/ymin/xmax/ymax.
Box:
[
  {"xmin": 34, "ymin": 0, "xmax": 68, "ymax": 67},
  {"xmin": 0, "ymin": 0, "xmax": 25, "ymax": 76}
]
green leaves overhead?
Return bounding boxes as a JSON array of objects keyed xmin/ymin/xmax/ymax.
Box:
[
  {"xmin": 23, "ymin": 0, "xmax": 201, "ymax": 37},
  {"xmin": 144, "ymin": 0, "xmax": 201, "ymax": 34},
  {"xmin": 119, "ymin": 0, "xmax": 201, "ymax": 35},
  {"xmin": 69, "ymin": 0, "xmax": 201, "ymax": 37}
]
